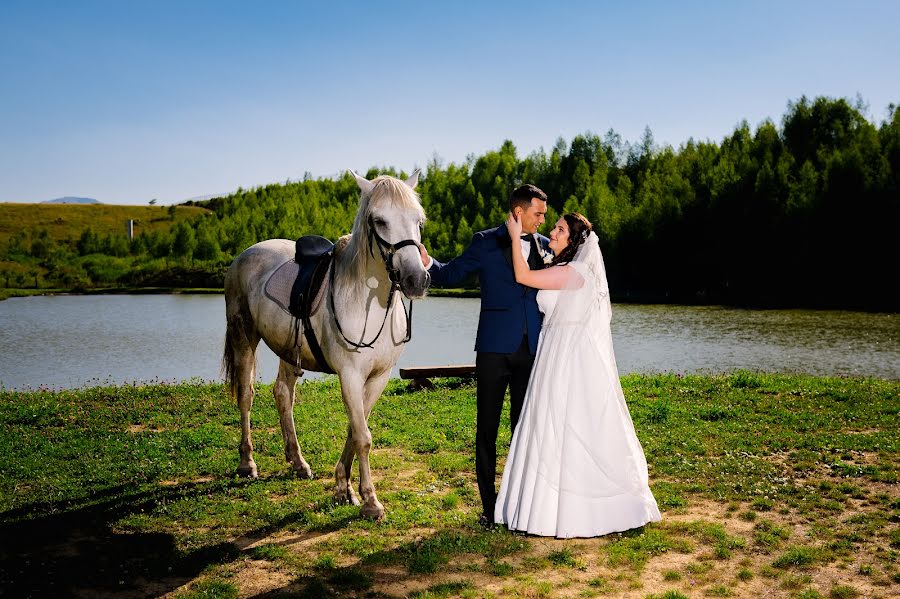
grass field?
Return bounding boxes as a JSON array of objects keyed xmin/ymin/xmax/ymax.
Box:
[
  {"xmin": 0, "ymin": 203, "xmax": 210, "ymax": 245},
  {"xmin": 0, "ymin": 373, "xmax": 897, "ymax": 598}
]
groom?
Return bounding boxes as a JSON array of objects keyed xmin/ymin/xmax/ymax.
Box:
[{"xmin": 419, "ymin": 184, "xmax": 549, "ymax": 526}]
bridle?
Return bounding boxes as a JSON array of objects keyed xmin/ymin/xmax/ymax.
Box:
[{"xmin": 329, "ymin": 215, "xmax": 421, "ymax": 349}]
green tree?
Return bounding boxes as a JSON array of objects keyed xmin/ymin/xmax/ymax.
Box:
[
  {"xmin": 194, "ymin": 227, "xmax": 221, "ymax": 261},
  {"xmin": 77, "ymin": 228, "xmax": 102, "ymax": 255},
  {"xmin": 172, "ymin": 222, "xmax": 196, "ymax": 259}
]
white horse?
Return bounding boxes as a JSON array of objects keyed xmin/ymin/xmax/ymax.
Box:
[{"xmin": 222, "ymin": 171, "xmax": 429, "ymax": 519}]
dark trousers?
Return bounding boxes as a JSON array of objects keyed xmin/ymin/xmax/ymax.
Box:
[{"xmin": 474, "ymin": 335, "xmax": 535, "ymax": 517}]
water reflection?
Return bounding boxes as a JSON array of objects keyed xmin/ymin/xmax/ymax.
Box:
[
  {"xmin": 0, "ymin": 295, "xmax": 896, "ymax": 390},
  {"xmin": 611, "ymin": 304, "xmax": 899, "ymax": 378}
]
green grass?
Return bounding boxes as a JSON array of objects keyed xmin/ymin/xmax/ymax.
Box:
[
  {"xmin": 586, "ymin": 576, "xmax": 613, "ymax": 592},
  {"xmin": 829, "ymin": 584, "xmax": 860, "ymax": 599},
  {"xmin": 409, "ymin": 580, "xmax": 473, "ymax": 597},
  {"xmin": 176, "ymin": 579, "xmax": 239, "ymax": 599},
  {"xmin": 548, "ymin": 547, "xmax": 578, "ymax": 568},
  {"xmin": 647, "ymin": 592, "xmax": 690, "ymax": 599},
  {"xmin": 773, "ymin": 546, "xmax": 824, "ymax": 569},
  {"xmin": 606, "ymin": 527, "xmax": 686, "ymax": 571},
  {"xmin": 753, "ymin": 518, "xmax": 791, "ymax": 552},
  {"xmin": 665, "ymin": 520, "xmax": 744, "ymax": 559},
  {"xmin": 425, "ymin": 287, "xmax": 481, "ymax": 298},
  {"xmin": 0, "ymin": 372, "xmax": 897, "ymax": 597}
]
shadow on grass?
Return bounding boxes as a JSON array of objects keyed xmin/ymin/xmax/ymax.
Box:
[
  {"xmin": 384, "ymin": 377, "xmax": 476, "ymax": 397},
  {"xmin": 250, "ymin": 524, "xmax": 527, "ymax": 598},
  {"xmin": 0, "ymin": 478, "xmax": 315, "ymax": 598},
  {"xmin": 1, "ymin": 469, "xmax": 518, "ymax": 598}
]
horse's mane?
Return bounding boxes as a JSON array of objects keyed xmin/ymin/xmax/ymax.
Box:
[{"xmin": 335, "ymin": 176, "xmax": 424, "ymax": 301}]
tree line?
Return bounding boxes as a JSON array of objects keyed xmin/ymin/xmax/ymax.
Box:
[{"xmin": 3, "ymin": 95, "xmax": 897, "ymax": 310}]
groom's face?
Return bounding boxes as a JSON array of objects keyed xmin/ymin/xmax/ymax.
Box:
[{"xmin": 519, "ymin": 198, "xmax": 547, "ymax": 234}]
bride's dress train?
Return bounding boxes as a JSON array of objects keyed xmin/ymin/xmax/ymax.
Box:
[{"xmin": 495, "ymin": 236, "xmax": 660, "ymax": 538}]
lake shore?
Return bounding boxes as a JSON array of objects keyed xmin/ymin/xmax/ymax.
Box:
[
  {"xmin": 4, "ymin": 285, "xmax": 898, "ymax": 313},
  {"xmin": 1, "ymin": 373, "xmax": 897, "ymax": 598},
  {"xmin": 0, "ymin": 285, "xmax": 478, "ymax": 302},
  {"xmin": 0, "ymin": 286, "xmax": 224, "ymax": 301}
]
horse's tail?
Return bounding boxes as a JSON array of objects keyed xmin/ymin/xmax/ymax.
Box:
[
  {"xmin": 222, "ymin": 305, "xmax": 256, "ymax": 399},
  {"xmin": 222, "ymin": 319, "xmax": 239, "ymax": 399}
]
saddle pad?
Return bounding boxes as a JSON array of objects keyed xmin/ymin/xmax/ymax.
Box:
[{"xmin": 264, "ymin": 260, "xmax": 329, "ymax": 316}]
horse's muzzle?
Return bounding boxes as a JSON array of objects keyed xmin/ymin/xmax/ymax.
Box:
[{"xmin": 401, "ymin": 270, "xmax": 431, "ymax": 299}]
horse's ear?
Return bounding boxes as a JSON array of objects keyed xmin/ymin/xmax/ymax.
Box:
[
  {"xmin": 349, "ymin": 170, "xmax": 374, "ymax": 195},
  {"xmin": 405, "ymin": 169, "xmax": 420, "ymax": 189}
]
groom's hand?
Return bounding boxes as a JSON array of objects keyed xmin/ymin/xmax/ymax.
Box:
[{"xmin": 418, "ymin": 243, "xmax": 431, "ymax": 267}]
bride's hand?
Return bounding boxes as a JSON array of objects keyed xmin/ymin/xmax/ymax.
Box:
[{"xmin": 506, "ymin": 211, "xmax": 523, "ymax": 238}]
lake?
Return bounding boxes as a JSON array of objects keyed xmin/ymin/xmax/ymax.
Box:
[{"xmin": 1, "ymin": 294, "xmax": 897, "ymax": 390}]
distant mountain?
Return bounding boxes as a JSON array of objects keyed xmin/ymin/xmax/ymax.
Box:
[{"xmin": 43, "ymin": 196, "xmax": 101, "ymax": 204}]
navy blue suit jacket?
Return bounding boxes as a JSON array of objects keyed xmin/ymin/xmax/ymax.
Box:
[{"xmin": 429, "ymin": 224, "xmax": 550, "ymax": 355}]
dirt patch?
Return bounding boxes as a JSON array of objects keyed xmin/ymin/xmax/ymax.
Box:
[
  {"xmin": 236, "ymin": 528, "xmax": 342, "ymax": 553},
  {"xmin": 126, "ymin": 424, "xmax": 164, "ymax": 433},
  {"xmin": 235, "ymin": 559, "xmax": 294, "ymax": 597},
  {"xmin": 151, "ymin": 475, "xmax": 898, "ymax": 598},
  {"xmin": 158, "ymin": 476, "xmax": 214, "ymax": 487}
]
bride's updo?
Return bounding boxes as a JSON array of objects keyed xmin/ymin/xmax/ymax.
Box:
[{"xmin": 551, "ymin": 212, "xmax": 593, "ymax": 266}]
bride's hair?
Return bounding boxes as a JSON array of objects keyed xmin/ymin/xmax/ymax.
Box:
[{"xmin": 551, "ymin": 212, "xmax": 593, "ymax": 266}]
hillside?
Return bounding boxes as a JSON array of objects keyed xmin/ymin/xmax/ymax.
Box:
[
  {"xmin": 0, "ymin": 203, "xmax": 216, "ymax": 291},
  {"xmin": 0, "ymin": 203, "xmax": 210, "ymax": 246}
]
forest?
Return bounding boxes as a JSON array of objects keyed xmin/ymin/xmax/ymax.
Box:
[{"xmin": 2, "ymin": 96, "xmax": 897, "ymax": 310}]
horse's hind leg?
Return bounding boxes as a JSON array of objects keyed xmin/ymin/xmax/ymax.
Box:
[
  {"xmin": 274, "ymin": 360, "xmax": 313, "ymax": 479},
  {"xmin": 233, "ymin": 344, "xmax": 259, "ymax": 478},
  {"xmin": 225, "ymin": 303, "xmax": 261, "ymax": 479}
]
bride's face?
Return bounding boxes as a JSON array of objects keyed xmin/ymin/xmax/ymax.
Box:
[{"xmin": 548, "ymin": 218, "xmax": 570, "ymax": 255}]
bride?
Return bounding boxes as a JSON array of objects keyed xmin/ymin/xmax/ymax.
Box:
[{"xmin": 496, "ymin": 211, "xmax": 661, "ymax": 538}]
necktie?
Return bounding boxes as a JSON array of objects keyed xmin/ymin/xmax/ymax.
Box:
[{"xmin": 526, "ymin": 237, "xmax": 543, "ymax": 270}]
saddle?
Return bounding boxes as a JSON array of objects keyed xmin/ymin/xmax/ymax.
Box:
[
  {"xmin": 264, "ymin": 235, "xmax": 335, "ymax": 374},
  {"xmin": 290, "ymin": 235, "xmax": 334, "ymax": 318}
]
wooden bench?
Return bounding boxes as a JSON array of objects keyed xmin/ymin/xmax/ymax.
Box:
[{"xmin": 399, "ymin": 365, "xmax": 476, "ymax": 389}]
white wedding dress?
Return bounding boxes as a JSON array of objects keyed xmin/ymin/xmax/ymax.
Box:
[{"xmin": 494, "ymin": 233, "xmax": 661, "ymax": 538}]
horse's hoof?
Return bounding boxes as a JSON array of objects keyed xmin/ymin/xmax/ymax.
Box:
[
  {"xmin": 361, "ymin": 501, "xmax": 384, "ymax": 521},
  {"xmin": 333, "ymin": 487, "xmax": 361, "ymax": 506},
  {"xmin": 236, "ymin": 463, "xmax": 258, "ymax": 479},
  {"xmin": 294, "ymin": 464, "xmax": 314, "ymax": 480}
]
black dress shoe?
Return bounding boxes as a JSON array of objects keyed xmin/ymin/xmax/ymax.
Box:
[{"xmin": 478, "ymin": 513, "xmax": 496, "ymax": 529}]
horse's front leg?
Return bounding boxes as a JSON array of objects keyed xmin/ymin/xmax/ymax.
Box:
[
  {"xmin": 273, "ymin": 360, "xmax": 313, "ymax": 479},
  {"xmin": 358, "ymin": 371, "xmax": 392, "ymax": 519},
  {"xmin": 338, "ymin": 373, "xmax": 386, "ymax": 520},
  {"xmin": 333, "ymin": 370, "xmax": 390, "ymax": 507},
  {"xmin": 334, "ymin": 425, "xmax": 360, "ymax": 506}
]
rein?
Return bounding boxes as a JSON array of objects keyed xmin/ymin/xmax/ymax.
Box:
[{"xmin": 328, "ymin": 218, "xmax": 417, "ymax": 349}]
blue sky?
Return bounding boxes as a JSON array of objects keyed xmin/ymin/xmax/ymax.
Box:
[{"xmin": 1, "ymin": 1, "xmax": 898, "ymax": 204}]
